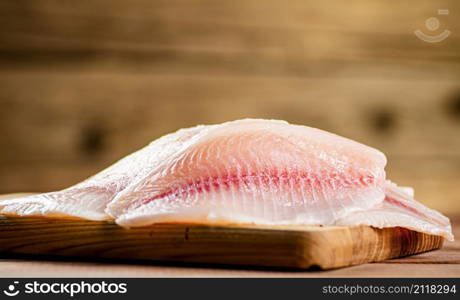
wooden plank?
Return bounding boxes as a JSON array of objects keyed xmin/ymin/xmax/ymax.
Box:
[
  {"xmin": 1, "ymin": 217, "xmax": 458, "ymax": 277},
  {"xmin": 0, "ymin": 216, "xmax": 444, "ymax": 270},
  {"xmin": 1, "ymin": 72, "xmax": 459, "ymax": 163},
  {"xmin": 0, "ymin": 0, "xmax": 459, "ymax": 65},
  {"xmin": 0, "ymin": 260, "xmax": 459, "ymax": 278},
  {"xmin": 0, "ymin": 72, "xmax": 459, "ymax": 213},
  {"xmin": 0, "ymin": 215, "xmax": 457, "ymax": 277}
]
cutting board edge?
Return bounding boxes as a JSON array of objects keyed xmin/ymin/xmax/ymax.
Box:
[
  {"xmin": 293, "ymin": 226, "xmax": 444, "ymax": 269},
  {"xmin": 0, "ymin": 215, "xmax": 445, "ymax": 270}
]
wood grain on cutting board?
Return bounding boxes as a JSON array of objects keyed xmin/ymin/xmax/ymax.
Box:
[
  {"xmin": 0, "ymin": 216, "xmax": 444, "ymax": 270},
  {"xmin": 0, "ymin": 192, "xmax": 445, "ymax": 269}
]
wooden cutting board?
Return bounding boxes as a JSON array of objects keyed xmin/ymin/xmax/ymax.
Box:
[{"xmin": 0, "ymin": 194, "xmax": 444, "ymax": 270}]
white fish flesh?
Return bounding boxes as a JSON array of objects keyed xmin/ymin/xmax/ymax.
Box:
[{"xmin": 0, "ymin": 119, "xmax": 453, "ymax": 241}]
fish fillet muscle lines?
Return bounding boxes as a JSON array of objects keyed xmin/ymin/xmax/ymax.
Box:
[{"xmin": 0, "ymin": 119, "xmax": 453, "ymax": 241}]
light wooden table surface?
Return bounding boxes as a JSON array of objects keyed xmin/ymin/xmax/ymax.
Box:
[{"xmin": 0, "ymin": 217, "xmax": 458, "ymax": 278}]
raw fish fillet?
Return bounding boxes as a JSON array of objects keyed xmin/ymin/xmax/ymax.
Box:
[{"xmin": 0, "ymin": 119, "xmax": 453, "ymax": 241}]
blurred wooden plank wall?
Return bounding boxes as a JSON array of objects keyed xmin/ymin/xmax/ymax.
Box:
[{"xmin": 0, "ymin": 0, "xmax": 459, "ymax": 213}]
